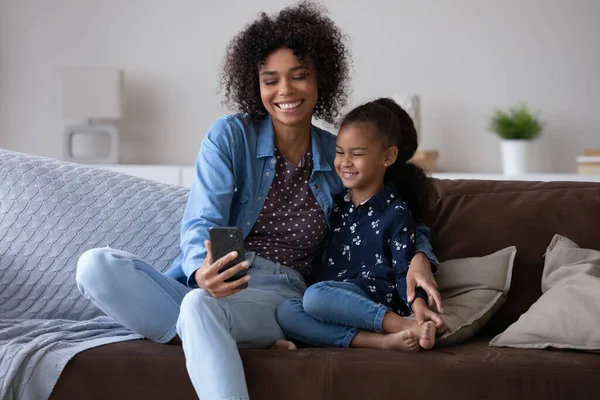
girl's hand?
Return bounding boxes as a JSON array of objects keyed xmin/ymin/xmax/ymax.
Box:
[
  {"xmin": 406, "ymin": 252, "xmax": 443, "ymax": 313},
  {"xmin": 412, "ymin": 298, "xmax": 447, "ymax": 334},
  {"xmin": 194, "ymin": 240, "xmax": 251, "ymax": 298}
]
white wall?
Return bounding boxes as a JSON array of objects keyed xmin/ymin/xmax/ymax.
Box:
[{"xmin": 1, "ymin": 0, "xmax": 598, "ymax": 172}]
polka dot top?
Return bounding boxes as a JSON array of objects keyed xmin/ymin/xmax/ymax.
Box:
[{"xmin": 244, "ymin": 148, "xmax": 327, "ymax": 276}]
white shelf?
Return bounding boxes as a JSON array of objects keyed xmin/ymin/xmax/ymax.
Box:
[
  {"xmin": 86, "ymin": 164, "xmax": 183, "ymax": 186},
  {"xmin": 84, "ymin": 164, "xmax": 600, "ymax": 187},
  {"xmin": 180, "ymin": 166, "xmax": 195, "ymax": 188}
]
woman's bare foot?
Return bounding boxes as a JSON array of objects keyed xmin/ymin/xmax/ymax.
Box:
[
  {"xmin": 270, "ymin": 339, "xmax": 297, "ymax": 350},
  {"xmin": 414, "ymin": 321, "xmax": 436, "ymax": 350},
  {"xmin": 383, "ymin": 330, "xmax": 420, "ymax": 352},
  {"xmin": 167, "ymin": 336, "xmax": 182, "ymax": 346}
]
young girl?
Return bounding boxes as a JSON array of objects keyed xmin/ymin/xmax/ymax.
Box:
[{"xmin": 276, "ymin": 98, "xmax": 441, "ymax": 351}]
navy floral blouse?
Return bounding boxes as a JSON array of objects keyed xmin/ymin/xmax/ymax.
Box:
[{"xmin": 317, "ymin": 184, "xmax": 427, "ymax": 316}]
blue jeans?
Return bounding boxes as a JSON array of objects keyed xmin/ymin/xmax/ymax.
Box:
[
  {"xmin": 276, "ymin": 280, "xmax": 390, "ymax": 348},
  {"xmin": 76, "ymin": 247, "xmax": 305, "ymax": 400}
]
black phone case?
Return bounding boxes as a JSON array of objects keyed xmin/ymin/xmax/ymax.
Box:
[{"xmin": 209, "ymin": 227, "xmax": 248, "ymax": 286}]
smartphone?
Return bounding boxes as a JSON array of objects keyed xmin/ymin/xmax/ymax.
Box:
[{"xmin": 208, "ymin": 226, "xmax": 248, "ymax": 289}]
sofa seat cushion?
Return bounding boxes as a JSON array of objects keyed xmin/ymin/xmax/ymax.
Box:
[{"xmin": 51, "ymin": 338, "xmax": 600, "ymax": 400}]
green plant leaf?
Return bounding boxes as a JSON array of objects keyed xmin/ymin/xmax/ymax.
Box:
[{"xmin": 487, "ymin": 103, "xmax": 544, "ymax": 140}]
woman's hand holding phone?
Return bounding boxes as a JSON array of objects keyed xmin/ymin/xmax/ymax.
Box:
[{"xmin": 194, "ymin": 240, "xmax": 251, "ymax": 298}]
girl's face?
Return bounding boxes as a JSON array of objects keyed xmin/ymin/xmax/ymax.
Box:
[
  {"xmin": 335, "ymin": 122, "xmax": 398, "ymax": 197},
  {"xmin": 258, "ymin": 47, "xmax": 318, "ymax": 130}
]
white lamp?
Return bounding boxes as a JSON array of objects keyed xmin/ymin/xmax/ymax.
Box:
[
  {"xmin": 59, "ymin": 67, "xmax": 123, "ymax": 163},
  {"xmin": 392, "ymin": 93, "xmax": 441, "ymax": 172},
  {"xmin": 392, "ymin": 93, "xmax": 421, "ymax": 138}
]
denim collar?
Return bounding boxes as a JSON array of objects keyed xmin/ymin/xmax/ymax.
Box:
[
  {"xmin": 256, "ymin": 115, "xmax": 332, "ymax": 172},
  {"xmin": 256, "ymin": 116, "xmax": 275, "ymax": 158}
]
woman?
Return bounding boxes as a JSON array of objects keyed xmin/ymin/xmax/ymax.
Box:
[{"xmin": 76, "ymin": 2, "xmax": 442, "ymax": 399}]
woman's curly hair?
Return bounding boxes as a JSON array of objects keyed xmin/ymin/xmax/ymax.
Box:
[{"xmin": 220, "ymin": 1, "xmax": 351, "ymax": 125}]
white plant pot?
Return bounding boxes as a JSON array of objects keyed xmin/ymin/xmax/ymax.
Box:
[{"xmin": 500, "ymin": 139, "xmax": 530, "ymax": 176}]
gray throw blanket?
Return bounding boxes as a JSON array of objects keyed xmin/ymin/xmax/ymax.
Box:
[{"xmin": 0, "ymin": 149, "xmax": 189, "ymax": 400}]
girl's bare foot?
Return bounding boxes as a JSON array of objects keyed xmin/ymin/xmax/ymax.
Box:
[
  {"xmin": 270, "ymin": 339, "xmax": 297, "ymax": 350},
  {"xmin": 436, "ymin": 321, "xmax": 449, "ymax": 335},
  {"xmin": 383, "ymin": 330, "xmax": 419, "ymax": 352},
  {"xmin": 415, "ymin": 321, "xmax": 436, "ymax": 350}
]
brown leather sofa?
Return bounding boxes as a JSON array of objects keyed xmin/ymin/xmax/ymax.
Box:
[{"xmin": 50, "ymin": 178, "xmax": 600, "ymax": 400}]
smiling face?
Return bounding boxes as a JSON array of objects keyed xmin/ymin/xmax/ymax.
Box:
[
  {"xmin": 334, "ymin": 122, "xmax": 398, "ymax": 203},
  {"xmin": 258, "ymin": 47, "xmax": 318, "ymax": 130}
]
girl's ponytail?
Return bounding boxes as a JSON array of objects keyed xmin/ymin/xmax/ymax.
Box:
[{"xmin": 373, "ymin": 98, "xmax": 430, "ymax": 223}]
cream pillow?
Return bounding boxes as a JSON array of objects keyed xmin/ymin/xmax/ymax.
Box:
[
  {"xmin": 489, "ymin": 235, "xmax": 600, "ymax": 351},
  {"xmin": 435, "ymin": 246, "xmax": 516, "ymax": 347}
]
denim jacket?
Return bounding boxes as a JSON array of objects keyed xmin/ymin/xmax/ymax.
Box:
[{"xmin": 165, "ymin": 114, "xmax": 438, "ymax": 287}]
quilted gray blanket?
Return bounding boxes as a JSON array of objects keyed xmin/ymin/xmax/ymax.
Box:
[{"xmin": 0, "ymin": 149, "xmax": 189, "ymax": 400}]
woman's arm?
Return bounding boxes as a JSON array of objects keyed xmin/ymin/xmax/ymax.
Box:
[
  {"xmin": 394, "ymin": 219, "xmax": 445, "ymax": 329},
  {"xmin": 390, "ymin": 211, "xmax": 428, "ymax": 307},
  {"xmin": 408, "ymin": 223, "xmax": 443, "ymax": 313},
  {"xmin": 180, "ymin": 120, "xmax": 237, "ymax": 287},
  {"xmin": 414, "ymin": 223, "xmax": 439, "ymax": 271}
]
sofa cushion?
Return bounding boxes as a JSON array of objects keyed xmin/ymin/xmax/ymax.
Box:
[
  {"xmin": 426, "ymin": 179, "xmax": 600, "ymax": 334},
  {"xmin": 490, "ymin": 235, "xmax": 600, "ymax": 351},
  {"xmin": 51, "ymin": 338, "xmax": 600, "ymax": 400},
  {"xmin": 436, "ymin": 246, "xmax": 516, "ymax": 347}
]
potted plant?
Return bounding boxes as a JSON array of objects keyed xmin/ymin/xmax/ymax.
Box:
[{"xmin": 487, "ymin": 103, "xmax": 544, "ymax": 175}]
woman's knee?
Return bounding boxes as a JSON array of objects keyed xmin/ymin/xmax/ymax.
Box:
[
  {"xmin": 178, "ymin": 289, "xmax": 224, "ymax": 321},
  {"xmin": 76, "ymin": 247, "xmax": 119, "ymax": 291},
  {"xmin": 177, "ymin": 289, "xmax": 226, "ymax": 335},
  {"xmin": 180, "ymin": 289, "xmax": 212, "ymax": 310}
]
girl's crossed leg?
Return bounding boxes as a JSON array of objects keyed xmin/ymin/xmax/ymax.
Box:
[{"xmin": 276, "ymin": 280, "xmax": 436, "ymax": 351}]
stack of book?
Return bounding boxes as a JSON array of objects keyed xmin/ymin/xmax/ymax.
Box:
[
  {"xmin": 411, "ymin": 150, "xmax": 442, "ymax": 172},
  {"xmin": 576, "ymin": 149, "xmax": 600, "ymax": 175}
]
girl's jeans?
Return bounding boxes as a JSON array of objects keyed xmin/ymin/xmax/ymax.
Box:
[{"xmin": 276, "ymin": 280, "xmax": 389, "ymax": 348}]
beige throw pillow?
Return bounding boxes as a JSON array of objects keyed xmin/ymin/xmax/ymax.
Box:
[
  {"xmin": 435, "ymin": 246, "xmax": 517, "ymax": 347},
  {"xmin": 489, "ymin": 235, "xmax": 600, "ymax": 351}
]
